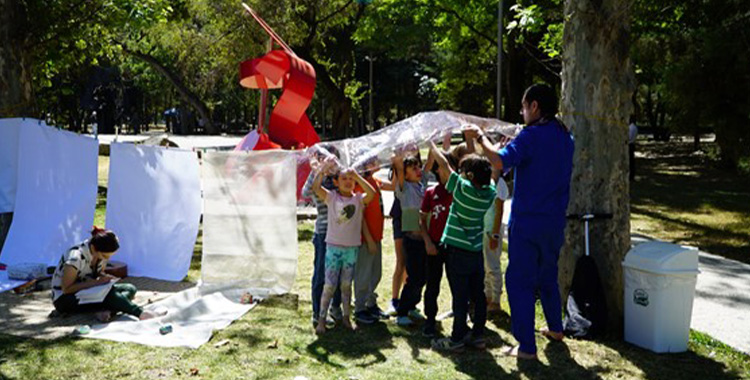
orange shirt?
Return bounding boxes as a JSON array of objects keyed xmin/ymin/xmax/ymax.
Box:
[{"xmin": 355, "ymin": 176, "xmax": 384, "ymax": 242}]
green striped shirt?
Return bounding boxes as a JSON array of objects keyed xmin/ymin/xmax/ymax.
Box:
[{"xmin": 440, "ymin": 172, "xmax": 497, "ymax": 252}]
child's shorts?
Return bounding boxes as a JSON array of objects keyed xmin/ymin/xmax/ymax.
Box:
[
  {"xmin": 325, "ymin": 244, "xmax": 358, "ymax": 272},
  {"xmin": 392, "ymin": 217, "xmax": 404, "ymax": 240}
]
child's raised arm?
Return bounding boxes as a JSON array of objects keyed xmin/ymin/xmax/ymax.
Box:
[
  {"xmin": 428, "ymin": 140, "xmax": 453, "ymax": 184},
  {"xmin": 312, "ymin": 160, "xmax": 334, "ymax": 203},
  {"xmin": 353, "ymin": 170, "xmax": 377, "ymax": 205},
  {"xmin": 390, "ymin": 152, "xmax": 405, "ymax": 190}
]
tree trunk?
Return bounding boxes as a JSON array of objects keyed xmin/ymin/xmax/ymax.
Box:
[
  {"xmin": 0, "ymin": 0, "xmax": 33, "ymax": 117},
  {"xmin": 559, "ymin": 0, "xmax": 635, "ymax": 335},
  {"xmin": 122, "ymin": 47, "xmax": 217, "ymax": 135}
]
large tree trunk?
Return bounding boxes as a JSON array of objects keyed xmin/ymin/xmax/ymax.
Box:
[
  {"xmin": 559, "ymin": 0, "xmax": 635, "ymax": 335},
  {"xmin": 122, "ymin": 47, "xmax": 217, "ymax": 135},
  {"xmin": 0, "ymin": 0, "xmax": 33, "ymax": 117}
]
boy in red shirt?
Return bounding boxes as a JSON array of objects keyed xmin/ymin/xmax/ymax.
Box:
[{"xmin": 419, "ymin": 153, "xmax": 458, "ymax": 337}]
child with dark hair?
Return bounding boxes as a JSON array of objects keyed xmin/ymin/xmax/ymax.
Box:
[
  {"xmin": 427, "ymin": 138, "xmax": 497, "ymax": 352},
  {"xmin": 51, "ymin": 227, "xmax": 165, "ymax": 322},
  {"xmin": 303, "ymin": 147, "xmax": 342, "ymax": 327},
  {"xmin": 313, "ymin": 158, "xmax": 376, "ymax": 334},
  {"xmin": 419, "ymin": 150, "xmax": 458, "ymax": 337},
  {"xmin": 392, "ymin": 152, "xmax": 428, "ymax": 326},
  {"xmin": 353, "ymin": 158, "xmax": 388, "ymax": 324}
]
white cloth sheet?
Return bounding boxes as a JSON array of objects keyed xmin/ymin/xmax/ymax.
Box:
[
  {"xmin": 106, "ymin": 143, "xmax": 201, "ymax": 281},
  {"xmin": 0, "ymin": 270, "xmax": 26, "ymax": 293},
  {"xmin": 0, "ymin": 122, "xmax": 98, "ymax": 265},
  {"xmin": 85, "ymin": 285, "xmax": 256, "ymax": 348},
  {"xmin": 0, "ymin": 118, "xmax": 24, "ymax": 213},
  {"xmin": 201, "ymin": 150, "xmax": 298, "ymax": 294}
]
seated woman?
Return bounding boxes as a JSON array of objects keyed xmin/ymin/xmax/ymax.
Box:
[{"xmin": 51, "ymin": 227, "xmax": 163, "ymax": 322}]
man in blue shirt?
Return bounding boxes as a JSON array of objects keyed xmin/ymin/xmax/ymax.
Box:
[{"xmin": 466, "ymin": 84, "xmax": 574, "ymax": 360}]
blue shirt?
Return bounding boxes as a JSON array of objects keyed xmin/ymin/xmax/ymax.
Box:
[{"xmin": 498, "ymin": 118, "xmax": 574, "ymax": 223}]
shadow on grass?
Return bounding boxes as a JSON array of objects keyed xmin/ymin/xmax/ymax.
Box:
[
  {"xmin": 599, "ymin": 339, "xmax": 744, "ymax": 380},
  {"xmin": 306, "ymin": 321, "xmax": 395, "ymax": 368}
]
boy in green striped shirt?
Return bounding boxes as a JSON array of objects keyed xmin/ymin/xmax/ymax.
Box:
[{"xmin": 427, "ymin": 137, "xmax": 496, "ymax": 352}]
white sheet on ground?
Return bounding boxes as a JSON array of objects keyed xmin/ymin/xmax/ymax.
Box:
[
  {"xmin": 106, "ymin": 143, "xmax": 201, "ymax": 281},
  {"xmin": 0, "ymin": 271, "xmax": 26, "ymax": 293},
  {"xmin": 0, "ymin": 118, "xmax": 24, "ymax": 213},
  {"xmin": 84, "ymin": 285, "xmax": 255, "ymax": 348},
  {"xmin": 201, "ymin": 150, "xmax": 298, "ymax": 294},
  {"xmin": 0, "ymin": 122, "xmax": 98, "ymax": 265}
]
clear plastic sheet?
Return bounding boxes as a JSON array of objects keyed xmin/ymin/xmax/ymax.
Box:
[{"xmin": 305, "ymin": 111, "xmax": 519, "ymax": 171}]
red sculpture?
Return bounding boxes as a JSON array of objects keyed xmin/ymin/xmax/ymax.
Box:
[
  {"xmin": 236, "ymin": 4, "xmax": 318, "ymax": 200},
  {"xmin": 237, "ymin": 4, "xmax": 320, "ymax": 150}
]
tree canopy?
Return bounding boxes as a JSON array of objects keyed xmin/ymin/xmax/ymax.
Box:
[{"xmin": 2, "ymin": 0, "xmax": 748, "ymax": 170}]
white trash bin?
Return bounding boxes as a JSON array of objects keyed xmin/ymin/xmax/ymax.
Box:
[{"xmin": 623, "ymin": 241, "xmax": 699, "ymax": 353}]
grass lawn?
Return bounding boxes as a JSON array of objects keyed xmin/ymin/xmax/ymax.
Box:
[
  {"xmin": 1, "ymin": 216, "xmax": 749, "ymax": 379},
  {"xmin": 1, "ymin": 142, "xmax": 749, "ymax": 379},
  {"xmin": 630, "ymin": 138, "xmax": 750, "ymax": 264}
]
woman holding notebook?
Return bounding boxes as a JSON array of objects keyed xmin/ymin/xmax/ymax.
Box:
[{"xmin": 50, "ymin": 227, "xmax": 164, "ymax": 322}]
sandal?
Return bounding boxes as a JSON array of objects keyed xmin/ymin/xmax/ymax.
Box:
[
  {"xmin": 501, "ymin": 345, "xmax": 538, "ymax": 360},
  {"xmin": 539, "ymin": 328, "xmax": 564, "ymax": 341}
]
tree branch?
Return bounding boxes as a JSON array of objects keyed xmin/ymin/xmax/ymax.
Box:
[{"xmin": 318, "ymin": 0, "xmax": 354, "ymax": 25}]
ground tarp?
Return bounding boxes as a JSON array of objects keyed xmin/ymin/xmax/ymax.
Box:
[
  {"xmin": 84, "ymin": 284, "xmax": 255, "ymax": 348},
  {"xmin": 201, "ymin": 150, "xmax": 298, "ymax": 295},
  {"xmin": 106, "ymin": 143, "xmax": 201, "ymax": 281}
]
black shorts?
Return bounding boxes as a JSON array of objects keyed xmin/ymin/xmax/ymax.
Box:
[{"xmin": 392, "ymin": 217, "xmax": 404, "ymax": 240}]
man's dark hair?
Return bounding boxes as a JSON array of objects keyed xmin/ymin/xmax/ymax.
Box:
[
  {"xmin": 523, "ymin": 84, "xmax": 559, "ymax": 120},
  {"xmin": 459, "ymin": 154, "xmax": 492, "ymax": 188}
]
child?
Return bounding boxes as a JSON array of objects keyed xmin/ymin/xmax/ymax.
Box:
[
  {"xmin": 313, "ymin": 158, "xmax": 376, "ymax": 334},
  {"xmin": 392, "ymin": 153, "xmax": 427, "ymax": 326},
  {"xmin": 303, "ymin": 150, "xmax": 342, "ymax": 327},
  {"xmin": 419, "ymin": 152, "xmax": 458, "ymax": 337},
  {"xmin": 353, "ymin": 158, "xmax": 388, "ymax": 324},
  {"xmin": 427, "ymin": 137, "xmax": 497, "ymax": 351},
  {"xmin": 483, "ymin": 166, "xmax": 510, "ymax": 313}
]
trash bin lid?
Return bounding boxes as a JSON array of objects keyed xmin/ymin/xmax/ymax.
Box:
[{"xmin": 622, "ymin": 241, "xmax": 699, "ymax": 274}]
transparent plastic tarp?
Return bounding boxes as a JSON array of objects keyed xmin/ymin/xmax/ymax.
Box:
[
  {"xmin": 106, "ymin": 143, "xmax": 202, "ymax": 281},
  {"xmin": 201, "ymin": 150, "xmax": 298, "ymax": 295},
  {"xmin": 0, "ymin": 122, "xmax": 98, "ymax": 265},
  {"xmin": 306, "ymin": 111, "xmax": 519, "ymax": 170}
]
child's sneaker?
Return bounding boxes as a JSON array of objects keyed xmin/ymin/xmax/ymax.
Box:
[
  {"xmin": 408, "ymin": 309, "xmax": 425, "ymax": 321},
  {"xmin": 431, "ymin": 337, "xmax": 465, "ymax": 352},
  {"xmin": 329, "ymin": 306, "xmax": 343, "ymax": 321},
  {"xmin": 311, "ymin": 314, "xmax": 335, "ymax": 329},
  {"xmin": 367, "ymin": 306, "xmax": 390, "ymax": 320},
  {"xmin": 386, "ymin": 299, "xmax": 399, "ymax": 316},
  {"xmin": 465, "ymin": 335, "xmax": 486, "ymax": 350},
  {"xmin": 396, "ymin": 316, "xmax": 414, "ymax": 326},
  {"xmin": 354, "ymin": 310, "xmax": 378, "ymax": 325}
]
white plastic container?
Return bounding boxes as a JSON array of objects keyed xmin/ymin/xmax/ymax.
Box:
[{"xmin": 622, "ymin": 241, "xmax": 699, "ymax": 353}]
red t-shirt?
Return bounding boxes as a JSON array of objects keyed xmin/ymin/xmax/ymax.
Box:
[
  {"xmin": 355, "ymin": 176, "xmax": 384, "ymax": 242},
  {"xmin": 420, "ymin": 183, "xmax": 453, "ymax": 243}
]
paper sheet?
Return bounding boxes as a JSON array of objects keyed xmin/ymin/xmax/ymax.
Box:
[
  {"xmin": 84, "ymin": 285, "xmax": 256, "ymax": 348},
  {"xmin": 0, "ymin": 122, "xmax": 98, "ymax": 265},
  {"xmin": 105, "ymin": 143, "xmax": 201, "ymax": 281},
  {"xmin": 0, "ymin": 270, "xmax": 26, "ymax": 294},
  {"xmin": 201, "ymin": 150, "xmax": 298, "ymax": 294},
  {"xmin": 0, "ymin": 118, "xmax": 24, "ymax": 213}
]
